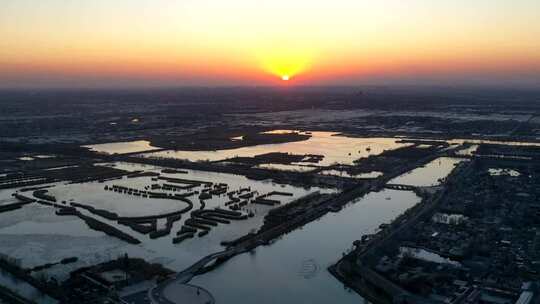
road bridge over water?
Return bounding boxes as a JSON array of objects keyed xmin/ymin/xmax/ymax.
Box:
[{"xmin": 148, "ymin": 250, "xmax": 234, "ymax": 303}]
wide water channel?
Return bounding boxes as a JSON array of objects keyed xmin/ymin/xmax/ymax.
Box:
[
  {"xmin": 191, "ymin": 189, "xmax": 421, "ymax": 304},
  {"xmin": 389, "ymin": 157, "xmax": 465, "ymax": 187}
]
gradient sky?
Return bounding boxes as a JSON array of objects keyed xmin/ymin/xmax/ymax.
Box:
[{"xmin": 1, "ymin": 0, "xmax": 539, "ymax": 88}]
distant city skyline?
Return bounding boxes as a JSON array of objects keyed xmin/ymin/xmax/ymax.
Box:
[{"xmin": 1, "ymin": 0, "xmax": 539, "ymax": 88}]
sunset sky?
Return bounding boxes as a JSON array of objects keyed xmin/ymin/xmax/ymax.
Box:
[{"xmin": 1, "ymin": 0, "xmax": 539, "ymax": 88}]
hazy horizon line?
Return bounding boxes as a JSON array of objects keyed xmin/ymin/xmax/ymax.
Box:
[{"xmin": 1, "ymin": 83, "xmax": 540, "ymax": 92}]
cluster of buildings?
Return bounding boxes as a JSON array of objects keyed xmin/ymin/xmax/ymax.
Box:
[{"xmin": 370, "ymin": 157, "xmax": 540, "ymax": 303}]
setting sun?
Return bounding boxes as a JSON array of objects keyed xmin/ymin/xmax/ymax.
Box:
[{"xmin": 255, "ymin": 46, "xmax": 315, "ymax": 84}]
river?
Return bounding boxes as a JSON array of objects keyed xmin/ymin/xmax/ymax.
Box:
[{"xmin": 190, "ymin": 189, "xmax": 421, "ymax": 304}]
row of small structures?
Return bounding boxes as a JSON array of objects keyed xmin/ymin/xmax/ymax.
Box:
[
  {"xmin": 104, "ymin": 184, "xmax": 196, "ymax": 201},
  {"xmin": 174, "ymin": 209, "xmax": 250, "ymax": 244},
  {"xmin": 225, "ymin": 190, "xmax": 294, "ymax": 210},
  {"xmin": 100, "ymin": 181, "xmax": 296, "ymax": 243},
  {"xmin": 102, "ymin": 181, "xmax": 279, "ymax": 243}
]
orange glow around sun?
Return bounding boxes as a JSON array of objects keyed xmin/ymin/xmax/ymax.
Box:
[
  {"xmin": 255, "ymin": 47, "xmax": 315, "ymax": 82},
  {"xmin": 1, "ymin": 1, "xmax": 540, "ymax": 87}
]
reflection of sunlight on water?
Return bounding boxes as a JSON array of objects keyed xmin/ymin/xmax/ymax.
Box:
[
  {"xmin": 230, "ymin": 135, "xmax": 244, "ymax": 141},
  {"xmin": 261, "ymin": 129, "xmax": 304, "ymax": 134},
  {"xmin": 85, "ymin": 140, "xmax": 157, "ymax": 154},
  {"xmin": 141, "ymin": 131, "xmax": 409, "ymax": 166},
  {"xmin": 389, "ymin": 157, "xmax": 465, "ymax": 187},
  {"xmin": 257, "ymin": 163, "xmax": 316, "ymax": 172}
]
